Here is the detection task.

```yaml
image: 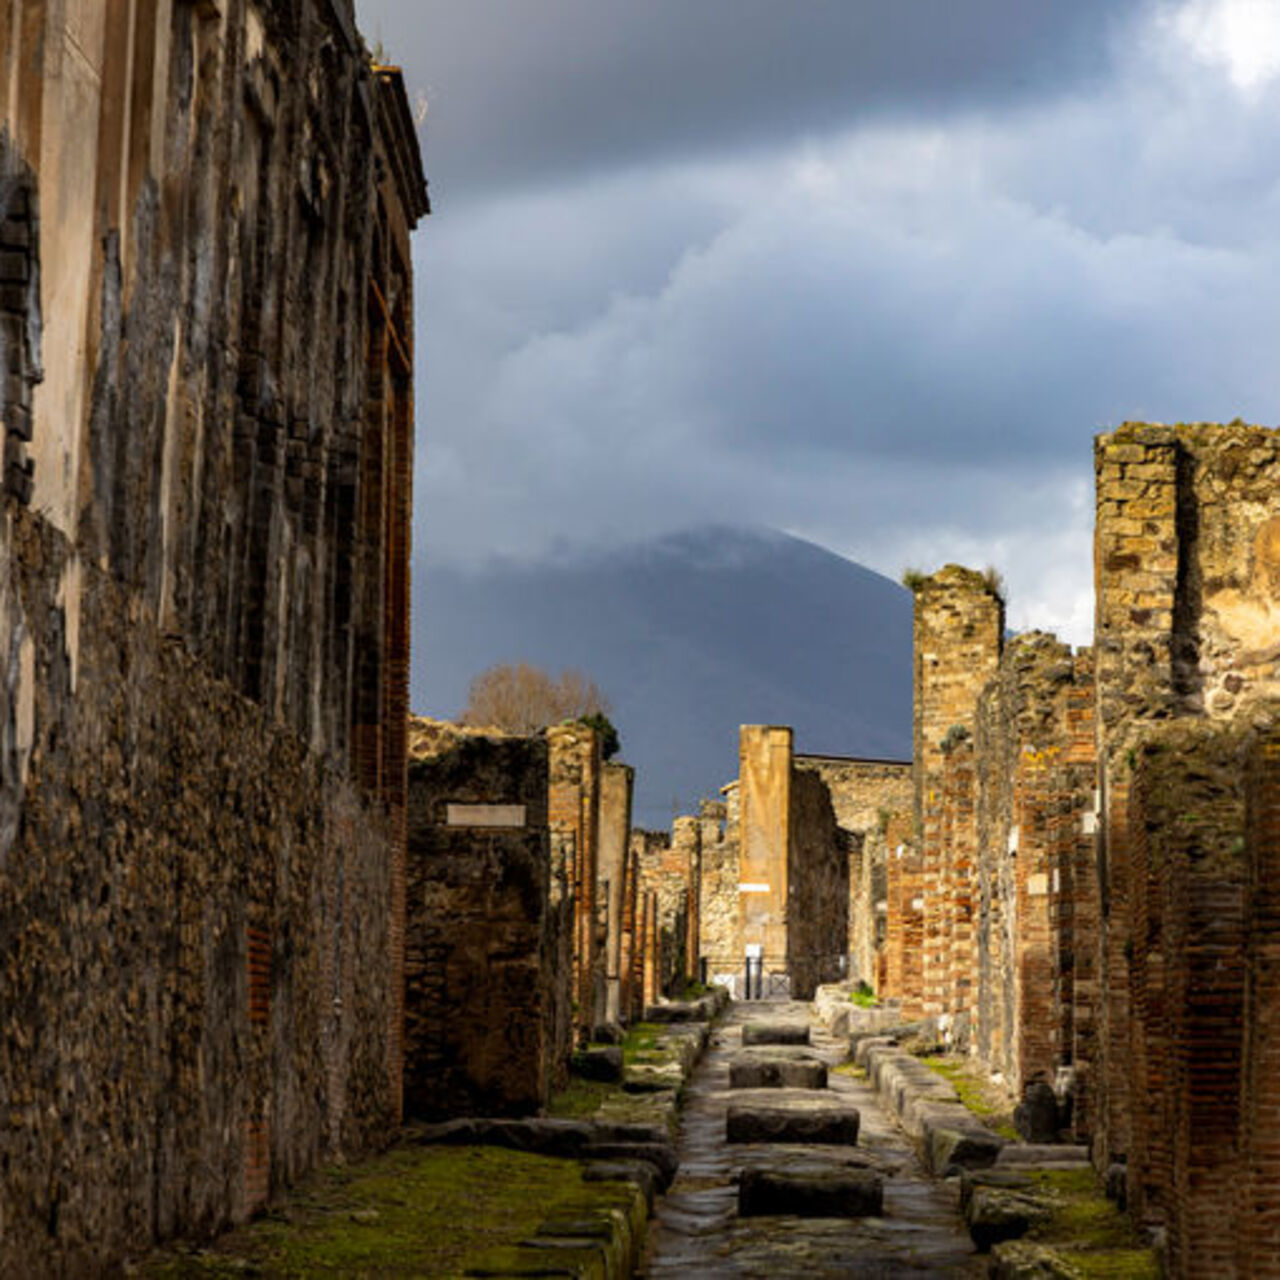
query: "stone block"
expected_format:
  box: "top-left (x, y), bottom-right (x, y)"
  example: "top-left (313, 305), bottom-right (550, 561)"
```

top-left (581, 1141), bottom-right (678, 1190)
top-left (737, 1167), bottom-right (883, 1218)
top-left (571, 1046), bottom-right (623, 1083)
top-left (726, 1105), bottom-right (860, 1145)
top-left (1013, 1082), bottom-right (1061, 1144)
top-left (741, 1022), bottom-right (810, 1046)
top-left (728, 1057), bottom-right (828, 1090)
top-left (965, 1186), bottom-right (1052, 1252)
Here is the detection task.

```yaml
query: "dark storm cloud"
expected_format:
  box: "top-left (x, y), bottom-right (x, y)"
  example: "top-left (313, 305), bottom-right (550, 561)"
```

top-left (358, 0), bottom-right (1152, 198)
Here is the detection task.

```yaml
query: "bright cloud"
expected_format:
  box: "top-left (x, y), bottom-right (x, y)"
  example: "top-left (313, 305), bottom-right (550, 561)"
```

top-left (1168, 0), bottom-right (1280, 90)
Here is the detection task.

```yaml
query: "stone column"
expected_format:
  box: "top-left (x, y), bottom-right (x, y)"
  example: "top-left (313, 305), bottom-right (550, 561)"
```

top-left (598, 762), bottom-right (634, 1026)
top-left (738, 726), bottom-right (793, 992)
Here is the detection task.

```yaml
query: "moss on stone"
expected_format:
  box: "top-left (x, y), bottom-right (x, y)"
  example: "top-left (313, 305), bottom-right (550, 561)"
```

top-left (921, 1055), bottom-right (1018, 1140)
top-left (1022, 1169), bottom-right (1161, 1279)
top-left (139, 1145), bottom-right (593, 1278)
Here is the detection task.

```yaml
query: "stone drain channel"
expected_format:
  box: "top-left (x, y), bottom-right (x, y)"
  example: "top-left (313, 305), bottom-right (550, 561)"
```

top-left (641, 1001), bottom-right (985, 1277)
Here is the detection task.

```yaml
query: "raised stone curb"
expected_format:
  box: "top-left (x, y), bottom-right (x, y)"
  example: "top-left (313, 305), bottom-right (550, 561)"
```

top-left (643, 986), bottom-right (730, 1024)
top-left (813, 982), bottom-right (909, 1038)
top-left (726, 1104), bottom-right (860, 1145)
top-left (737, 1166), bottom-right (884, 1218)
top-left (854, 1039), bottom-right (1007, 1174)
top-left (463, 1177), bottom-right (648, 1278)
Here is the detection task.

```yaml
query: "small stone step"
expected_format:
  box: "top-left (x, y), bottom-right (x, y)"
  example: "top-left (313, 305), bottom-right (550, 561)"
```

top-left (737, 1167), bottom-right (884, 1218)
top-left (726, 1104), bottom-right (860, 1145)
top-left (741, 1023), bottom-right (810, 1046)
top-left (728, 1058), bottom-right (828, 1090)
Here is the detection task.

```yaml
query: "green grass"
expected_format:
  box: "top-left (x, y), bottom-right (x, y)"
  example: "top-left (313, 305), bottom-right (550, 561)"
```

top-left (621, 1022), bottom-right (661, 1065)
top-left (849, 981), bottom-right (879, 1008)
top-left (140, 1145), bottom-right (593, 1278)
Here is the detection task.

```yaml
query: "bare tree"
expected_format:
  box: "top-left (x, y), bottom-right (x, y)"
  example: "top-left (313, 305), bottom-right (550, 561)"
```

top-left (460, 662), bottom-right (611, 736)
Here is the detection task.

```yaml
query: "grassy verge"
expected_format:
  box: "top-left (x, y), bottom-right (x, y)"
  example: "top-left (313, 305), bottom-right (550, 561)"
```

top-left (139, 1144), bottom-right (591, 1278)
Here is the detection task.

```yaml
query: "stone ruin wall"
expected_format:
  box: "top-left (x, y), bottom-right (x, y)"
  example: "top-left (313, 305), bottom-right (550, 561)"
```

top-left (547, 722), bottom-right (602, 1041)
top-left (0, 1), bottom-right (428, 1269)
top-left (785, 764), bottom-right (848, 999)
top-left (794, 756), bottom-right (911, 990)
top-left (911, 567), bottom-right (1002, 1027)
top-left (632, 826), bottom-right (693, 999)
top-left (403, 723), bottom-right (569, 1119)
top-left (973, 635), bottom-right (1097, 1107)
top-left (698, 793), bottom-right (743, 992)
top-left (598, 761), bottom-right (634, 1026)
top-left (1091, 422), bottom-right (1280, 1272)
top-left (905, 423), bottom-right (1280, 1274)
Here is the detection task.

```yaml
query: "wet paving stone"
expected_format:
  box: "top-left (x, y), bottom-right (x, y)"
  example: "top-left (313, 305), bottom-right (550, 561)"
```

top-left (642, 1000), bottom-right (986, 1278)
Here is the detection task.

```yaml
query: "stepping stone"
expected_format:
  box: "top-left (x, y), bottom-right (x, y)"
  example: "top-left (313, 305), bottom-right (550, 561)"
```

top-left (728, 1057), bottom-right (828, 1090)
top-left (737, 1167), bottom-right (883, 1218)
top-left (742, 1023), bottom-right (810, 1046)
top-left (726, 1104), bottom-right (860, 1145)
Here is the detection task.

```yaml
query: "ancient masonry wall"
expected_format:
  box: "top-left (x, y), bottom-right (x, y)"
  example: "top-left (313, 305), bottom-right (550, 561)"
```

top-left (598, 762), bottom-right (634, 1027)
top-left (633, 828), bottom-right (692, 999)
top-left (0, 2), bottom-right (427, 1270)
top-left (403, 724), bottom-right (566, 1119)
top-left (786, 765), bottom-right (848, 999)
top-left (698, 794), bottom-right (742, 991)
top-left (911, 567), bottom-right (1002, 1022)
top-left (793, 756), bottom-right (911, 989)
top-left (1093, 422), bottom-right (1280, 1177)
top-left (972, 634), bottom-right (1096, 1096)
top-left (547, 722), bottom-right (603, 1042)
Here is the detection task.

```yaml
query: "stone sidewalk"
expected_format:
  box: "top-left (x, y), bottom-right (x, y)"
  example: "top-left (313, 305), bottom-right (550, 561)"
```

top-left (642, 1001), bottom-right (985, 1278)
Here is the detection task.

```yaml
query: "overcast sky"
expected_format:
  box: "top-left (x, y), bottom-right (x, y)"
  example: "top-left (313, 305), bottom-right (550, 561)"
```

top-left (357, 0), bottom-right (1280, 647)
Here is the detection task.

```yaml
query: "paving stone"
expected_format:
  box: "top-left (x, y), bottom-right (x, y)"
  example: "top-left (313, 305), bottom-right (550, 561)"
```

top-left (728, 1057), bottom-right (828, 1090)
top-left (737, 1166), bottom-right (884, 1218)
top-left (726, 1104), bottom-right (860, 1145)
top-left (741, 1022), bottom-right (810, 1046)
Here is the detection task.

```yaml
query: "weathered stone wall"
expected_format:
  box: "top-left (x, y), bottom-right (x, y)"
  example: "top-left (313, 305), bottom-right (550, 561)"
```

top-left (794, 755), bottom-right (911, 989)
top-left (0, 515), bottom-right (394, 1270)
top-left (598, 762), bottom-right (633, 1026)
top-left (912, 567), bottom-right (1002, 1023)
top-left (0, 2), bottom-right (427, 1268)
top-left (548, 722), bottom-right (602, 1042)
top-left (403, 724), bottom-right (566, 1119)
top-left (698, 796), bottom-right (742, 990)
top-left (973, 633), bottom-right (1096, 1096)
top-left (633, 828), bottom-right (691, 998)
top-left (1093, 421), bottom-right (1280, 1172)
top-left (786, 765), bottom-right (848, 999)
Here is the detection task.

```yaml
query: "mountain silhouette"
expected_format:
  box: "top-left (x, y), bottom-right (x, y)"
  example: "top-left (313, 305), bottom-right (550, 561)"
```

top-left (412, 525), bottom-right (912, 829)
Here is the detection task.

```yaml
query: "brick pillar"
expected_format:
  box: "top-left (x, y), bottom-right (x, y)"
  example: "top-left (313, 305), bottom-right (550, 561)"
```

top-left (1241, 733), bottom-right (1280, 1278)
top-left (1093, 426), bottom-right (1180, 1169)
top-left (912, 566), bottom-right (1002, 1021)
top-left (1127, 724), bottom-right (1247, 1276)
